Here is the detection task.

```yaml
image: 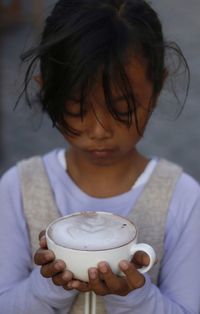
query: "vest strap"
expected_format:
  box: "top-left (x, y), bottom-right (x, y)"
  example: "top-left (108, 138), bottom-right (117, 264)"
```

top-left (128, 159), bottom-right (182, 285)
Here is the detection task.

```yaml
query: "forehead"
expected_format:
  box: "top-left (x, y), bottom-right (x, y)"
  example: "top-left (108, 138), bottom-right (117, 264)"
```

top-left (92, 56), bottom-right (152, 98)
top-left (69, 55), bottom-right (153, 103)
top-left (122, 57), bottom-right (151, 92)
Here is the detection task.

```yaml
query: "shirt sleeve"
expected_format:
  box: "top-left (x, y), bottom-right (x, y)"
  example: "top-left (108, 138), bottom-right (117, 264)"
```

top-left (0, 167), bottom-right (77, 314)
top-left (104, 173), bottom-right (200, 314)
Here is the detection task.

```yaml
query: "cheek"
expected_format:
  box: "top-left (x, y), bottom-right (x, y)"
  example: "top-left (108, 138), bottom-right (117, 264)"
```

top-left (64, 116), bottom-right (84, 129)
top-left (62, 133), bottom-right (81, 146)
top-left (134, 107), bottom-right (151, 133)
top-left (115, 123), bottom-right (140, 147)
top-left (61, 116), bottom-right (87, 139)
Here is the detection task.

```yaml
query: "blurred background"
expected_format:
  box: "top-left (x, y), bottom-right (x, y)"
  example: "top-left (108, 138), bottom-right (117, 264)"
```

top-left (0, 0), bottom-right (200, 181)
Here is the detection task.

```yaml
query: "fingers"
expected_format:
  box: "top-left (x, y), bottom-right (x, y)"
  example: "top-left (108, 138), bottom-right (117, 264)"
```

top-left (34, 247), bottom-right (65, 279)
top-left (42, 261), bottom-right (75, 290)
top-left (52, 269), bottom-right (73, 286)
top-left (70, 261), bottom-right (146, 296)
top-left (98, 263), bottom-right (120, 289)
top-left (36, 231), bottom-right (82, 292)
top-left (88, 268), bottom-right (108, 295)
top-left (119, 260), bottom-right (145, 289)
top-left (65, 269), bottom-right (106, 294)
top-left (40, 259), bottom-right (66, 278)
top-left (132, 251), bottom-right (150, 268)
top-left (97, 262), bottom-right (130, 296)
top-left (66, 280), bottom-right (90, 293)
top-left (34, 248), bottom-right (55, 265)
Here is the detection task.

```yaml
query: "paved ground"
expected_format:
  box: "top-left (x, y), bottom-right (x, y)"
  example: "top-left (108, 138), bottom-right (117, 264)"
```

top-left (0, 0), bottom-right (200, 182)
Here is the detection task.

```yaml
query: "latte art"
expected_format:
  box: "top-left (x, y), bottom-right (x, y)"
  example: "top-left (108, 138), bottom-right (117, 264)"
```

top-left (48, 212), bottom-right (136, 250)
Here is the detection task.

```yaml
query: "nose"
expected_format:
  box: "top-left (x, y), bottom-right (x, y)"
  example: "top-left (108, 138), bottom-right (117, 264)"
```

top-left (86, 107), bottom-right (113, 140)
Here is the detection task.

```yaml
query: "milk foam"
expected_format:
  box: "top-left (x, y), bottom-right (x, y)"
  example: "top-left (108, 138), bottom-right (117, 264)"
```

top-left (48, 212), bottom-right (136, 250)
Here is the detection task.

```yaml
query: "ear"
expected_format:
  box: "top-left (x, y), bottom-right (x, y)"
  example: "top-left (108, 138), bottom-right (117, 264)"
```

top-left (33, 75), bottom-right (43, 87)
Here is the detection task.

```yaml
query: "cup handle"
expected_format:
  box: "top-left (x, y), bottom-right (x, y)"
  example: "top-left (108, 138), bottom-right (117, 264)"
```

top-left (129, 243), bottom-right (156, 274)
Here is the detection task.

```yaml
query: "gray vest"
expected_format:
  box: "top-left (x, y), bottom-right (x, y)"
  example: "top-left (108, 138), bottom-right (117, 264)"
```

top-left (18, 156), bottom-right (182, 313)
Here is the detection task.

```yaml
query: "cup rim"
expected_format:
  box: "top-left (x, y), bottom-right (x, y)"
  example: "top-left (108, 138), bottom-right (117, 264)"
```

top-left (46, 211), bottom-right (138, 251)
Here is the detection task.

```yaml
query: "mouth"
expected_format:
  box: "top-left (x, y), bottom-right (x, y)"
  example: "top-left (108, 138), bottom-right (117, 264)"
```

top-left (86, 148), bottom-right (117, 158)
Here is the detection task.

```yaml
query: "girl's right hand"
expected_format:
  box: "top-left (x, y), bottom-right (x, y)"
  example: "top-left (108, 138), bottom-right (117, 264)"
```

top-left (34, 231), bottom-right (74, 290)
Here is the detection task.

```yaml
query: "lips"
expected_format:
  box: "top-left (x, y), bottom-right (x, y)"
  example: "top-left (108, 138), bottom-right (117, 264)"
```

top-left (86, 147), bottom-right (117, 158)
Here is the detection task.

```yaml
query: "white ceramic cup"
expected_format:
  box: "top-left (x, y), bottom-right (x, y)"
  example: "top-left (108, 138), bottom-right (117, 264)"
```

top-left (46, 211), bottom-right (156, 282)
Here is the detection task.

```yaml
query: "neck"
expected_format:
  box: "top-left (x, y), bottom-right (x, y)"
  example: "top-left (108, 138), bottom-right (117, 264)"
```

top-left (66, 147), bottom-right (149, 197)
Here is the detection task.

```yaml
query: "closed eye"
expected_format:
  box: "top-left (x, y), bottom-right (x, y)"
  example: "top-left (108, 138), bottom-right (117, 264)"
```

top-left (113, 100), bottom-right (139, 117)
top-left (65, 110), bottom-right (83, 117)
top-left (112, 94), bottom-right (141, 116)
top-left (65, 99), bottom-right (87, 117)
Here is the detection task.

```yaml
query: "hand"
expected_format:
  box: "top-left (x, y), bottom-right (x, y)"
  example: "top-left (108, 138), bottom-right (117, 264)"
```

top-left (34, 231), bottom-right (74, 290)
top-left (66, 252), bottom-right (150, 296)
top-left (34, 232), bottom-right (150, 295)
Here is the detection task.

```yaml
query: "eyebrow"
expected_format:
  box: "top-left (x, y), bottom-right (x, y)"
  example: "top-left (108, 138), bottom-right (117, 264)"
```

top-left (68, 93), bottom-right (137, 103)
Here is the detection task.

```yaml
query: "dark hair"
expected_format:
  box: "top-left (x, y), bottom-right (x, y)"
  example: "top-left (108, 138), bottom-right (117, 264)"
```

top-left (19, 0), bottom-right (190, 135)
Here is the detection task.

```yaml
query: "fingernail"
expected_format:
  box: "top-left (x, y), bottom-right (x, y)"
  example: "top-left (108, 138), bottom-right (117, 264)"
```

top-left (71, 282), bottom-right (79, 289)
top-left (89, 269), bottom-right (97, 279)
top-left (55, 262), bottom-right (62, 271)
top-left (99, 262), bottom-right (107, 274)
top-left (120, 261), bottom-right (129, 270)
top-left (62, 272), bottom-right (71, 281)
top-left (40, 235), bottom-right (46, 245)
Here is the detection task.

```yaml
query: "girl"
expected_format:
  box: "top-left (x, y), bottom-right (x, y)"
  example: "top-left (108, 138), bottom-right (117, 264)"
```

top-left (0, 0), bottom-right (200, 313)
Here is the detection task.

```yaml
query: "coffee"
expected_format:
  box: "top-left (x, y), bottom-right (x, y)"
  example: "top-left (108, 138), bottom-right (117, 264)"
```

top-left (46, 211), bottom-right (156, 281)
top-left (47, 211), bottom-right (136, 251)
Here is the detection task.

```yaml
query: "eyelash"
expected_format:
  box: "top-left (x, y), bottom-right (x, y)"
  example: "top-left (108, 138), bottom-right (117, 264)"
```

top-left (65, 109), bottom-right (88, 118)
top-left (65, 100), bottom-right (138, 118)
top-left (115, 110), bottom-right (132, 117)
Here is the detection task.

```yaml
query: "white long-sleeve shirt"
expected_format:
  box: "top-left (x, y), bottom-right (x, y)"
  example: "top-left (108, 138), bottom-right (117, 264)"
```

top-left (0, 148), bottom-right (200, 314)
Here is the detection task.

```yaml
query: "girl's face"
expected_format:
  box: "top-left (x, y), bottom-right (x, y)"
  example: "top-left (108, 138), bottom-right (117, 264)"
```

top-left (62, 58), bottom-right (155, 166)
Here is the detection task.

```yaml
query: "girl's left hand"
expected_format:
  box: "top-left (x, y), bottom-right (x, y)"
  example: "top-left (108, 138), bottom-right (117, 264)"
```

top-left (66, 257), bottom-right (147, 296)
